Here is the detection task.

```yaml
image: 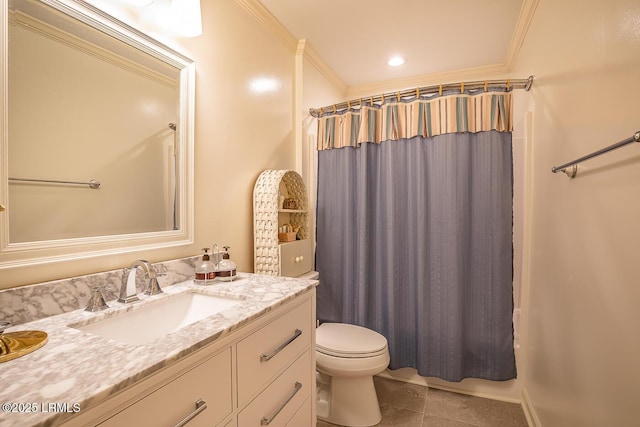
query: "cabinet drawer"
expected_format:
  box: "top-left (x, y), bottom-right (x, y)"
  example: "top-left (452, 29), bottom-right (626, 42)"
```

top-left (285, 396), bottom-right (311, 427)
top-left (279, 240), bottom-right (312, 277)
top-left (100, 348), bottom-right (232, 427)
top-left (221, 418), bottom-right (236, 427)
top-left (238, 351), bottom-right (311, 427)
top-left (237, 299), bottom-right (311, 405)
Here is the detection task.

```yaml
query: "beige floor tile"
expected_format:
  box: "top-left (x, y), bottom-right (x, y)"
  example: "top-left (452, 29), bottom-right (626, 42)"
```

top-left (424, 388), bottom-right (489, 425)
top-left (374, 376), bottom-right (428, 413)
top-left (377, 403), bottom-right (424, 426)
top-left (467, 398), bottom-right (528, 427)
top-left (424, 388), bottom-right (528, 427)
top-left (316, 403), bottom-right (423, 427)
top-left (422, 415), bottom-right (479, 427)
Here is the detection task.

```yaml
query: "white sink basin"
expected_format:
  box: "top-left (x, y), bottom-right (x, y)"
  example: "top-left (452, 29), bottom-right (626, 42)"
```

top-left (74, 292), bottom-right (241, 345)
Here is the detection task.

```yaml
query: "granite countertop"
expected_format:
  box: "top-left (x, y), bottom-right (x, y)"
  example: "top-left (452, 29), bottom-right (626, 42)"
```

top-left (0, 273), bottom-right (318, 427)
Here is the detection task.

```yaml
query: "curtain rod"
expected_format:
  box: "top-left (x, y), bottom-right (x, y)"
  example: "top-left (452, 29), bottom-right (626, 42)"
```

top-left (309, 75), bottom-right (534, 118)
top-left (551, 131), bottom-right (640, 178)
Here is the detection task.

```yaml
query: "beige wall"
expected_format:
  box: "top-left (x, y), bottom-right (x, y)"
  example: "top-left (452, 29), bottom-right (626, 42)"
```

top-left (184, 0), bottom-right (294, 272)
top-left (512, 0), bottom-right (640, 425)
top-left (1, 0), bottom-right (296, 287)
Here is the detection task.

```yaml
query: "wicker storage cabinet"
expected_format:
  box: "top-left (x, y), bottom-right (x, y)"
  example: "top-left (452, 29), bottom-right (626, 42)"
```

top-left (253, 170), bottom-right (311, 276)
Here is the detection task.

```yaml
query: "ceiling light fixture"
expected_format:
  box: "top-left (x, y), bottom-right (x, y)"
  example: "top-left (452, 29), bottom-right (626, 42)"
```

top-left (388, 56), bottom-right (406, 67)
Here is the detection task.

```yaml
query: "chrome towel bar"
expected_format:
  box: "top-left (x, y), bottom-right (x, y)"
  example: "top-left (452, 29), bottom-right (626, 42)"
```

top-left (9, 177), bottom-right (101, 189)
top-left (551, 131), bottom-right (640, 178)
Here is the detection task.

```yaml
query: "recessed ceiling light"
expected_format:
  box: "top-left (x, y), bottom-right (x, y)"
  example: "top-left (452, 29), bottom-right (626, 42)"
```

top-left (388, 56), bottom-right (405, 67)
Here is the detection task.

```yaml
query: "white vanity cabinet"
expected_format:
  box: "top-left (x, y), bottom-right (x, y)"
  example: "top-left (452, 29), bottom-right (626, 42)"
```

top-left (61, 290), bottom-right (316, 427)
top-left (236, 297), bottom-right (313, 426)
top-left (238, 350), bottom-right (311, 426)
top-left (99, 348), bottom-right (232, 427)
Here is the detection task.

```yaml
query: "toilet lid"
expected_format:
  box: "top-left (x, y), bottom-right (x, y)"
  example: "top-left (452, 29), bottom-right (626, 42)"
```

top-left (316, 323), bottom-right (388, 358)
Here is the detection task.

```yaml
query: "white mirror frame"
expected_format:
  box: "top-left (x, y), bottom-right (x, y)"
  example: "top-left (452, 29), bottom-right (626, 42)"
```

top-left (0, 0), bottom-right (195, 270)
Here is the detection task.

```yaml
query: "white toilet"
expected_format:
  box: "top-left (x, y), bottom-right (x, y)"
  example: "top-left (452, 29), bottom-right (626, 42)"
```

top-left (296, 271), bottom-right (390, 426)
top-left (315, 322), bottom-right (390, 427)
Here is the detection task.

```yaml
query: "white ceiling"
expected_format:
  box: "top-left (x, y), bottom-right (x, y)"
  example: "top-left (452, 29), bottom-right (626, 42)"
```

top-left (260, 0), bottom-right (527, 89)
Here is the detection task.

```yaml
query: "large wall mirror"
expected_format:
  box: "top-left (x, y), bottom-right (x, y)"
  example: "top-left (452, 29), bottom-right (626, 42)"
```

top-left (0, 0), bottom-right (195, 269)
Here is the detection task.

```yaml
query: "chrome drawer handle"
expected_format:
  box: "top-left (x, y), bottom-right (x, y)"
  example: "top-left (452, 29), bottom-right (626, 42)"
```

top-left (260, 329), bottom-right (302, 362)
top-left (260, 382), bottom-right (302, 426)
top-left (174, 399), bottom-right (207, 427)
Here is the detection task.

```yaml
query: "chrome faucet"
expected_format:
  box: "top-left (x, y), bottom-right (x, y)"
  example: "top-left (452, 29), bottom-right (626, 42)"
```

top-left (118, 260), bottom-right (163, 304)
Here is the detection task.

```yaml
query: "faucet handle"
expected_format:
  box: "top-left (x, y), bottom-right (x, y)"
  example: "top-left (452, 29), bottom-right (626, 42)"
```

top-left (144, 272), bottom-right (165, 296)
top-left (85, 287), bottom-right (109, 312)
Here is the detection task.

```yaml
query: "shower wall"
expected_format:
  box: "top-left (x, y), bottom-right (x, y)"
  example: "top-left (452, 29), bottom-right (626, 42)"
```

top-left (512, 0), bottom-right (640, 425)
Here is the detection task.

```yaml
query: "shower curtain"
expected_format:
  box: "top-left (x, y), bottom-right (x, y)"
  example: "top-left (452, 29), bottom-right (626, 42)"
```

top-left (315, 91), bottom-right (517, 382)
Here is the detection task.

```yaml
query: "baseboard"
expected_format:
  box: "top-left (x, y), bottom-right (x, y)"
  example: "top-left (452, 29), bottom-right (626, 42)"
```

top-left (521, 387), bottom-right (541, 427)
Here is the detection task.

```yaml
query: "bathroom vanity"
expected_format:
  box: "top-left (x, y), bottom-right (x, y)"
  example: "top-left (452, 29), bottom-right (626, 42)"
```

top-left (0, 273), bottom-right (317, 427)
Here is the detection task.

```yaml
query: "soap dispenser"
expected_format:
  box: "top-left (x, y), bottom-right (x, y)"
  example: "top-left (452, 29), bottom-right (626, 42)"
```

top-left (216, 246), bottom-right (237, 282)
top-left (195, 248), bottom-right (215, 285)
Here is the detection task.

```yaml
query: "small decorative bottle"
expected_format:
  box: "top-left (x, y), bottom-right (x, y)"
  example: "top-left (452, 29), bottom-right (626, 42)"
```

top-left (195, 248), bottom-right (215, 285)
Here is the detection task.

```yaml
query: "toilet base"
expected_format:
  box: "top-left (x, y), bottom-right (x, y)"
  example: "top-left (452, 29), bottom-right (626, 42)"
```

top-left (318, 375), bottom-right (382, 427)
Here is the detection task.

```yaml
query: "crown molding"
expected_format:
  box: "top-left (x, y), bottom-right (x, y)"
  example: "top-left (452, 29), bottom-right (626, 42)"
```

top-left (504, 0), bottom-right (539, 70)
top-left (235, 0), bottom-right (346, 94)
top-left (233, 0), bottom-right (297, 52)
top-left (296, 39), bottom-right (348, 95)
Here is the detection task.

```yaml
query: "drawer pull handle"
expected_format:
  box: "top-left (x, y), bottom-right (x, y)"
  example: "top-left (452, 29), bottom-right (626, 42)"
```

top-left (260, 381), bottom-right (302, 425)
top-left (174, 399), bottom-right (207, 427)
top-left (260, 329), bottom-right (302, 362)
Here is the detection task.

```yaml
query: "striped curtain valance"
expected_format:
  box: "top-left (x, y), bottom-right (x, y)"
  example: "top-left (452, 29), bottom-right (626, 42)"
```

top-left (317, 91), bottom-right (512, 150)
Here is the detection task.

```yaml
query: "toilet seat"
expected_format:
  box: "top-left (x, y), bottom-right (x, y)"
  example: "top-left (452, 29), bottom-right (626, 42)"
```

top-left (316, 323), bottom-right (388, 358)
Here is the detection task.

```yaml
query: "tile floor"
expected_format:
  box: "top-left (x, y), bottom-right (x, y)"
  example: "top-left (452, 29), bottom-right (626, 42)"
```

top-left (317, 376), bottom-right (529, 427)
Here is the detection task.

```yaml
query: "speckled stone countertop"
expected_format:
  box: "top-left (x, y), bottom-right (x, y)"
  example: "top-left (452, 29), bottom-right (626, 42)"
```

top-left (0, 273), bottom-right (318, 427)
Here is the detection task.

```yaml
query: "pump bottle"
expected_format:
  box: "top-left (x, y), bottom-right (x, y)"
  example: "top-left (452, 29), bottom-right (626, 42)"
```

top-left (216, 246), bottom-right (237, 282)
top-left (195, 248), bottom-right (215, 285)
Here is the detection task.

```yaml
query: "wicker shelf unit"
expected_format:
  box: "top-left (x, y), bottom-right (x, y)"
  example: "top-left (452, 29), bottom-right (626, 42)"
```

top-left (253, 170), bottom-right (312, 276)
